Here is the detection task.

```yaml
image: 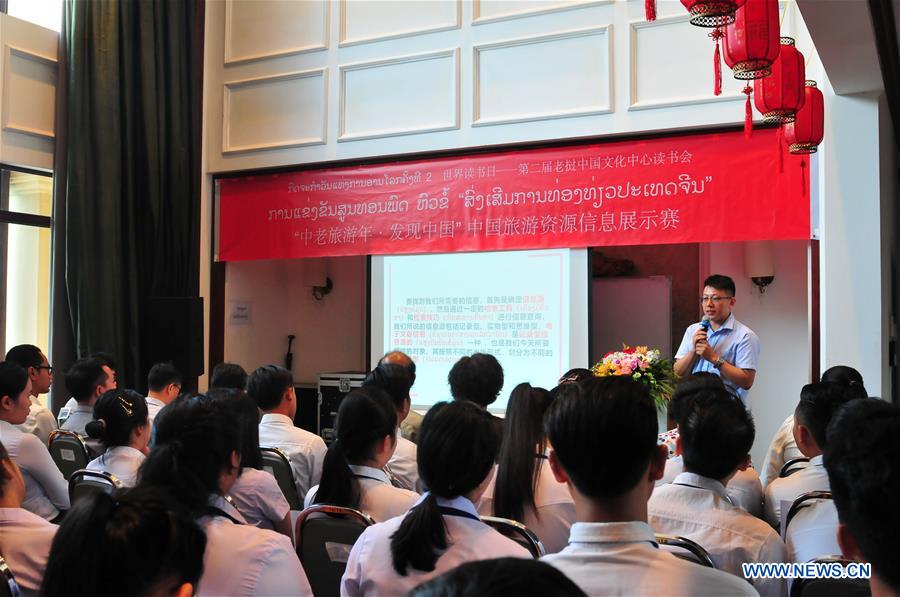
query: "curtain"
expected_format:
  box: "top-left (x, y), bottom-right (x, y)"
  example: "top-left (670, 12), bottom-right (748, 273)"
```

top-left (62, 0), bottom-right (202, 389)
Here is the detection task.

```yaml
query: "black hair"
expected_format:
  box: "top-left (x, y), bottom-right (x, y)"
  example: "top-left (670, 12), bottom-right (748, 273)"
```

top-left (246, 365), bottom-right (293, 411)
top-left (39, 486), bottom-right (206, 597)
top-left (390, 401), bottom-right (500, 575)
top-left (208, 387), bottom-right (263, 470)
top-left (138, 394), bottom-right (241, 516)
top-left (821, 365), bottom-right (867, 400)
top-left (795, 382), bottom-right (859, 450)
top-left (147, 362), bottom-right (183, 393)
top-left (447, 353), bottom-right (504, 408)
top-left (65, 357), bottom-right (108, 403)
top-left (409, 557), bottom-right (587, 597)
top-left (680, 389), bottom-right (754, 480)
top-left (363, 363), bottom-right (414, 412)
top-left (85, 389), bottom-right (149, 448)
top-left (545, 376), bottom-right (657, 499)
top-left (210, 362), bottom-right (249, 391)
top-left (0, 361), bottom-right (29, 402)
top-left (703, 274), bottom-right (736, 297)
top-left (557, 368), bottom-right (593, 385)
top-left (89, 351), bottom-right (118, 373)
top-left (668, 372), bottom-right (727, 426)
top-left (4, 344), bottom-right (43, 369)
top-left (824, 399), bottom-right (900, 592)
top-left (494, 383), bottom-right (553, 522)
top-left (312, 387), bottom-right (397, 508)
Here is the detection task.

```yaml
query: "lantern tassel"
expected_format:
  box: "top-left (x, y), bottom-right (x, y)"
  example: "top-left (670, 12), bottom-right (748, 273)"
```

top-left (777, 125), bottom-right (784, 174)
top-left (645, 0), bottom-right (656, 21)
top-left (711, 29), bottom-right (724, 97)
top-left (743, 85), bottom-right (753, 140)
top-left (800, 159), bottom-right (807, 196)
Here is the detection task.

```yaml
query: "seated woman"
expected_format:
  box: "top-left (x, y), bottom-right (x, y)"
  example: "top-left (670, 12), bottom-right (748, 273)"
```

top-left (209, 388), bottom-right (291, 538)
top-left (85, 389), bottom-right (150, 487)
top-left (0, 441), bottom-right (57, 597)
top-left (341, 400), bottom-right (531, 597)
top-left (40, 486), bottom-right (205, 597)
top-left (478, 383), bottom-right (575, 554)
top-left (306, 386), bottom-right (419, 521)
top-left (139, 394), bottom-right (312, 596)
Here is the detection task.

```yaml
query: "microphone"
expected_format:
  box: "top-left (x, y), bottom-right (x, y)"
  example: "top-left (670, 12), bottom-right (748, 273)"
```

top-left (699, 315), bottom-right (711, 331)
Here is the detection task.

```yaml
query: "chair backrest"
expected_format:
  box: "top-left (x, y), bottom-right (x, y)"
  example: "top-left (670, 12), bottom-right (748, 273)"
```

top-left (780, 457), bottom-right (811, 478)
top-left (480, 515), bottom-right (546, 559)
top-left (260, 447), bottom-right (302, 509)
top-left (656, 534), bottom-right (717, 568)
top-left (0, 555), bottom-right (21, 597)
top-left (47, 430), bottom-right (90, 480)
top-left (784, 490), bottom-right (833, 539)
top-left (789, 557), bottom-right (871, 597)
top-left (295, 504), bottom-right (375, 597)
top-left (68, 469), bottom-right (121, 505)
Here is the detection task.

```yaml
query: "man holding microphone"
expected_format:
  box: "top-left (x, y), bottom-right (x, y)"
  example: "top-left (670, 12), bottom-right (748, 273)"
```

top-left (674, 275), bottom-right (760, 407)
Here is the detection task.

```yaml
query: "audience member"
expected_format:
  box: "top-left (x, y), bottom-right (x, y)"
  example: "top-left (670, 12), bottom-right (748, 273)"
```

top-left (307, 386), bottom-right (419, 521)
top-left (40, 486), bottom-right (205, 597)
top-left (84, 389), bottom-right (150, 487)
top-left (248, 365), bottom-right (326, 501)
top-left (145, 362), bottom-right (183, 427)
top-left (648, 388), bottom-right (786, 596)
top-left (210, 388), bottom-right (291, 537)
top-left (4, 345), bottom-right (57, 445)
top-left (61, 357), bottom-right (116, 449)
top-left (556, 368), bottom-right (593, 386)
top-left (139, 394), bottom-right (312, 595)
top-left (541, 377), bottom-right (755, 596)
top-left (824, 398), bottom-right (900, 597)
top-left (377, 351), bottom-right (422, 442)
top-left (409, 558), bottom-right (587, 597)
top-left (341, 400), bottom-right (529, 596)
top-left (760, 365), bottom-right (866, 488)
top-left (363, 361), bottom-right (421, 491)
top-left (479, 382), bottom-right (575, 554)
top-left (0, 362), bottom-right (68, 522)
top-left (0, 441), bottom-right (57, 597)
top-left (764, 381), bottom-right (858, 528)
top-left (59, 352), bottom-right (119, 419)
top-left (447, 353), bottom-right (505, 440)
top-left (210, 362), bottom-right (248, 391)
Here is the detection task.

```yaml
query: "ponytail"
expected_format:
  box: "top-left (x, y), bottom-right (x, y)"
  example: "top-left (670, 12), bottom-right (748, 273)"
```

top-left (311, 439), bottom-right (358, 508)
top-left (390, 493), bottom-right (447, 575)
top-left (88, 389), bottom-right (149, 448)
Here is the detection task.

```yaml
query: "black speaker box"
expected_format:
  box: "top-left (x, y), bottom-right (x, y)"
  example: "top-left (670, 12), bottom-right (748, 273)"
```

top-left (146, 296), bottom-right (204, 379)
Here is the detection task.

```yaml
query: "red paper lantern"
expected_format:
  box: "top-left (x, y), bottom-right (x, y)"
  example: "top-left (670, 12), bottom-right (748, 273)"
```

top-left (753, 37), bottom-right (805, 123)
top-left (723, 0), bottom-right (780, 80)
top-left (681, 0), bottom-right (747, 27)
top-left (785, 81), bottom-right (824, 153)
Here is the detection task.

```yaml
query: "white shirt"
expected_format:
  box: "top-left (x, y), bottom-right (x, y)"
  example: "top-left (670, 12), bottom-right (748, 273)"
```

top-left (59, 404), bottom-right (102, 457)
top-left (197, 495), bottom-right (312, 596)
top-left (341, 495), bottom-right (530, 597)
top-left (305, 464), bottom-right (420, 522)
top-left (542, 521), bottom-right (757, 596)
top-left (760, 415), bottom-right (804, 489)
top-left (386, 433), bottom-right (421, 492)
top-left (784, 498), bottom-right (840, 564)
top-left (0, 507), bottom-right (58, 597)
top-left (764, 455), bottom-right (829, 529)
top-left (86, 445), bottom-right (146, 487)
top-left (649, 472), bottom-right (787, 597)
top-left (258, 413), bottom-right (327, 500)
top-left (229, 467), bottom-right (291, 531)
top-left (0, 421), bottom-right (69, 521)
top-left (18, 398), bottom-right (57, 446)
top-left (478, 459), bottom-right (576, 554)
top-left (658, 456), bottom-right (764, 518)
top-left (145, 396), bottom-right (167, 428)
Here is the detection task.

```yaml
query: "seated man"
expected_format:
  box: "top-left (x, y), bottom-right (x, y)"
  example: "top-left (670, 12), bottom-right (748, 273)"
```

top-left (377, 351), bottom-right (422, 444)
top-left (5, 345), bottom-right (57, 446)
top-left (59, 352), bottom-right (118, 423)
top-left (209, 362), bottom-right (248, 391)
top-left (448, 352), bottom-right (505, 441)
top-left (145, 362), bottom-right (182, 427)
top-left (248, 365), bottom-right (326, 500)
top-left (61, 357), bottom-right (116, 448)
top-left (764, 382), bottom-right (858, 528)
top-left (648, 388), bottom-right (786, 597)
top-left (824, 399), bottom-right (900, 597)
top-left (541, 376), bottom-right (755, 596)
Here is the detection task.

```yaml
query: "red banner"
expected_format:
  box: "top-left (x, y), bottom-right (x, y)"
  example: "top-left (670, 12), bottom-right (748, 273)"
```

top-left (218, 128), bottom-right (809, 261)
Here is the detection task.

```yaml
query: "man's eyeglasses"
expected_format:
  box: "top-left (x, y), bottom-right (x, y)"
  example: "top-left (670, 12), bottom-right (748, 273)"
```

top-left (700, 296), bottom-right (733, 304)
top-left (35, 365), bottom-right (53, 373)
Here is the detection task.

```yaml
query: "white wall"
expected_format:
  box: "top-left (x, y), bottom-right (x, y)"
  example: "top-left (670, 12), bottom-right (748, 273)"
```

top-left (705, 240), bottom-right (811, 468)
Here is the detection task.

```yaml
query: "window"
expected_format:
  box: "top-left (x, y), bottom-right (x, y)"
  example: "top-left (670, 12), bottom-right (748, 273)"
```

top-left (0, 167), bottom-right (53, 357)
top-left (5, 0), bottom-right (62, 32)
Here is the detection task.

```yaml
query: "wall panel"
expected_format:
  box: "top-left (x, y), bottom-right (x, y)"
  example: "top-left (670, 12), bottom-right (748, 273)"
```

top-left (340, 0), bottom-right (460, 46)
top-left (224, 0), bottom-right (328, 64)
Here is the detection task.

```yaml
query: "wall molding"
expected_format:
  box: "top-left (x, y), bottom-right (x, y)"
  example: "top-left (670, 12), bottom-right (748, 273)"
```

top-left (472, 0), bottom-right (612, 26)
top-left (1, 45), bottom-right (57, 141)
top-left (339, 0), bottom-right (462, 47)
top-left (223, 0), bottom-right (329, 65)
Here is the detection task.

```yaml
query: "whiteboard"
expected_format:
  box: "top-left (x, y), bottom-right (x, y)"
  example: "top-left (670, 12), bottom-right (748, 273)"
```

top-left (591, 276), bottom-right (672, 363)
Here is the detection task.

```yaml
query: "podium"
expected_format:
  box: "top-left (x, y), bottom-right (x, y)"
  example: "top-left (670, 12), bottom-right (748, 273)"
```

top-left (316, 372), bottom-right (366, 443)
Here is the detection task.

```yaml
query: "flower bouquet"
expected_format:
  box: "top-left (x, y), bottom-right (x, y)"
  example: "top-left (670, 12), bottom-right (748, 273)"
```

top-left (591, 345), bottom-right (676, 411)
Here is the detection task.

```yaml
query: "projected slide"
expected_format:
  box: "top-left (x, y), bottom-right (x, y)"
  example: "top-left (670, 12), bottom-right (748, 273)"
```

top-left (371, 249), bottom-right (589, 411)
